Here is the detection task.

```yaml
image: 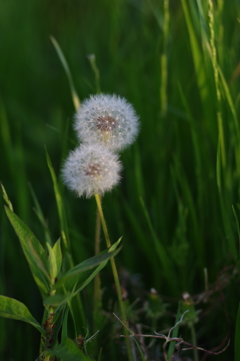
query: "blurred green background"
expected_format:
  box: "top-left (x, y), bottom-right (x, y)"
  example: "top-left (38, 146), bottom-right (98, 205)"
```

top-left (1, 0), bottom-right (240, 360)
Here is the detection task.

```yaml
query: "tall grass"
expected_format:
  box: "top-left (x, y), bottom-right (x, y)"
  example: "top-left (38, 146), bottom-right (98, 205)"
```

top-left (1, 0), bottom-right (240, 360)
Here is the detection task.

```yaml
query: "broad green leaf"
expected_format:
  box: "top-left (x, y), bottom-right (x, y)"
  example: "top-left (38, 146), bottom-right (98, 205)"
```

top-left (44, 239), bottom-right (122, 307)
top-left (47, 241), bottom-right (59, 282)
top-left (0, 296), bottom-right (45, 336)
top-left (53, 244), bottom-right (122, 289)
top-left (50, 36), bottom-right (80, 111)
top-left (49, 337), bottom-right (91, 361)
top-left (53, 238), bottom-right (62, 277)
top-left (44, 293), bottom-right (72, 307)
top-left (5, 206), bottom-right (50, 295)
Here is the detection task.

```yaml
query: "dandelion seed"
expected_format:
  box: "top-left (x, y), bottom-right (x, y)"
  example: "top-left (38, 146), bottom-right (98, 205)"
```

top-left (62, 143), bottom-right (122, 198)
top-left (74, 94), bottom-right (139, 151)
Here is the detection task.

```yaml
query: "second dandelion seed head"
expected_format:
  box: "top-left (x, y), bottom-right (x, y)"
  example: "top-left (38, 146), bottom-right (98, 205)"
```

top-left (62, 143), bottom-right (121, 198)
top-left (74, 93), bottom-right (139, 151)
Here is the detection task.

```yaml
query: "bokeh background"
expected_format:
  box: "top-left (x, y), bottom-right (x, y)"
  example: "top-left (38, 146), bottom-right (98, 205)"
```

top-left (1, 0), bottom-right (240, 360)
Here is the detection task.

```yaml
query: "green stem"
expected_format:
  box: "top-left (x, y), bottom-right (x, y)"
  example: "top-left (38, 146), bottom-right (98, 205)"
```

top-left (160, 0), bottom-right (169, 117)
top-left (94, 193), bottom-right (133, 361)
top-left (43, 286), bottom-right (56, 361)
top-left (93, 195), bottom-right (102, 332)
top-left (189, 323), bottom-right (199, 361)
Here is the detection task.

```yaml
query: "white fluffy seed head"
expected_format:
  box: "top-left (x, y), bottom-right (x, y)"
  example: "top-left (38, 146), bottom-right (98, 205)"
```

top-left (62, 143), bottom-right (122, 198)
top-left (74, 94), bottom-right (139, 151)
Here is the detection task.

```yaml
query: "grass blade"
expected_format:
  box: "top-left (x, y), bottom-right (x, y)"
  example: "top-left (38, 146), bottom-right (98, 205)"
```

top-left (181, 0), bottom-right (208, 104)
top-left (45, 147), bottom-right (72, 265)
top-left (28, 182), bottom-right (52, 245)
top-left (50, 36), bottom-right (80, 111)
top-left (139, 197), bottom-right (178, 293)
top-left (54, 243), bottom-right (122, 289)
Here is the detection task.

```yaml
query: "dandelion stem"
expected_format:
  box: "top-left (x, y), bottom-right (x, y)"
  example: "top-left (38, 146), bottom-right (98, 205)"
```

top-left (94, 193), bottom-right (133, 361)
top-left (93, 194), bottom-right (102, 332)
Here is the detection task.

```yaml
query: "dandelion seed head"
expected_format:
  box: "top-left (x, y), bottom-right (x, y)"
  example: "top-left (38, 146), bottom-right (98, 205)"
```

top-left (62, 143), bottom-right (121, 198)
top-left (74, 94), bottom-right (139, 151)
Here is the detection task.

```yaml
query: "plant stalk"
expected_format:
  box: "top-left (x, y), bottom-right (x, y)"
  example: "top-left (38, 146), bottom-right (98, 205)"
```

top-left (94, 193), bottom-right (133, 361)
top-left (189, 323), bottom-right (199, 361)
top-left (93, 195), bottom-right (102, 332)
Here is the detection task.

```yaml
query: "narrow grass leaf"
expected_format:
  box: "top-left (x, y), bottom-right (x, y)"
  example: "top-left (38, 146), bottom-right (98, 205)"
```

top-left (87, 54), bottom-right (101, 94)
top-left (216, 135), bottom-right (222, 193)
top-left (46, 238), bottom-right (122, 307)
top-left (50, 36), bottom-right (80, 111)
top-left (0, 100), bottom-right (14, 177)
top-left (72, 237), bottom-right (122, 296)
top-left (1, 183), bottom-right (13, 211)
top-left (5, 206), bottom-right (50, 295)
top-left (45, 147), bottom-right (71, 258)
top-left (49, 337), bottom-right (91, 361)
top-left (235, 303), bottom-right (240, 361)
top-left (122, 199), bottom-right (152, 262)
top-left (139, 197), bottom-right (177, 292)
top-left (167, 302), bottom-right (182, 359)
top-left (181, 0), bottom-right (208, 104)
top-left (54, 243), bottom-right (122, 289)
top-left (97, 348), bottom-right (102, 361)
top-left (219, 196), bottom-right (237, 261)
top-left (28, 182), bottom-right (52, 245)
top-left (232, 206), bottom-right (240, 261)
top-left (134, 145), bottom-right (145, 199)
top-left (171, 157), bottom-right (203, 266)
top-left (62, 307), bottom-right (70, 340)
top-left (60, 117), bottom-right (71, 170)
top-left (218, 66), bottom-right (240, 176)
top-left (132, 337), bottom-right (147, 361)
top-left (0, 296), bottom-right (45, 336)
top-left (178, 83), bottom-right (203, 217)
top-left (219, 66), bottom-right (239, 131)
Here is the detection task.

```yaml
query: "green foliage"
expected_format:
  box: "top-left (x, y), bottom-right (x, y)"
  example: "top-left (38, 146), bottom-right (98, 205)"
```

top-left (48, 337), bottom-right (91, 361)
top-left (1, 0), bottom-right (240, 359)
top-left (5, 205), bottom-right (51, 295)
top-left (53, 243), bottom-right (121, 290)
top-left (235, 303), bottom-right (240, 361)
top-left (0, 296), bottom-right (45, 336)
top-left (47, 239), bottom-right (62, 282)
top-left (1, 186), bottom-right (122, 360)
